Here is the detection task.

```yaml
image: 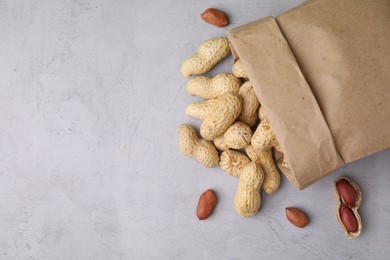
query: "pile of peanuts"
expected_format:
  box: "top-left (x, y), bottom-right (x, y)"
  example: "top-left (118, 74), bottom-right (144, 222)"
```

top-left (178, 37), bottom-right (288, 217)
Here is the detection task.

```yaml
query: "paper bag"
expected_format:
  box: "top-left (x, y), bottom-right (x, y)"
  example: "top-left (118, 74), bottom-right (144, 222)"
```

top-left (228, 0), bottom-right (390, 189)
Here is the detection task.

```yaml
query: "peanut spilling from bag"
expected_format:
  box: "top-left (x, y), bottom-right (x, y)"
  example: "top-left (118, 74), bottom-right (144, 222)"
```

top-left (251, 110), bottom-right (279, 151)
top-left (238, 82), bottom-right (260, 127)
top-left (179, 35), bottom-right (281, 219)
top-left (186, 73), bottom-right (241, 99)
top-left (334, 177), bottom-right (362, 239)
top-left (232, 59), bottom-right (248, 80)
top-left (186, 99), bottom-right (219, 120)
top-left (178, 124), bottom-right (219, 168)
top-left (245, 145), bottom-right (280, 195)
top-left (234, 162), bottom-right (264, 217)
top-left (220, 150), bottom-right (251, 177)
top-left (181, 37), bottom-right (230, 77)
top-left (213, 121), bottom-right (252, 150)
top-left (200, 92), bottom-right (242, 141)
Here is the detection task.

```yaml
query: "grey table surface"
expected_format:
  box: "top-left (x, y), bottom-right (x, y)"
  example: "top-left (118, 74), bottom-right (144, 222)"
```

top-left (0, 0), bottom-right (389, 259)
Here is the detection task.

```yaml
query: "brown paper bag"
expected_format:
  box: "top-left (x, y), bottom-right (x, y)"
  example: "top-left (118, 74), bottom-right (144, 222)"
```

top-left (228, 0), bottom-right (390, 189)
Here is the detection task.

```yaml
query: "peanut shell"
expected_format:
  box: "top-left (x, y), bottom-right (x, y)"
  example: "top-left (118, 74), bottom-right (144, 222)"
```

top-left (334, 176), bottom-right (362, 239)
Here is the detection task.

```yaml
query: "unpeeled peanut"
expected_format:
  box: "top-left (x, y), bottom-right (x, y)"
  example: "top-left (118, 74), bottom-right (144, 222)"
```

top-left (213, 121), bottom-right (252, 150)
top-left (181, 37), bottom-right (231, 77)
top-left (186, 99), bottom-right (218, 120)
top-left (200, 92), bottom-right (242, 141)
top-left (186, 74), bottom-right (241, 99)
top-left (238, 82), bottom-right (260, 127)
top-left (213, 136), bottom-right (229, 151)
top-left (245, 145), bottom-right (280, 195)
top-left (258, 106), bottom-right (266, 121)
top-left (234, 162), bottom-right (264, 217)
top-left (220, 150), bottom-right (251, 177)
top-left (178, 124), bottom-right (219, 168)
top-left (232, 59), bottom-right (248, 79)
top-left (251, 110), bottom-right (279, 151)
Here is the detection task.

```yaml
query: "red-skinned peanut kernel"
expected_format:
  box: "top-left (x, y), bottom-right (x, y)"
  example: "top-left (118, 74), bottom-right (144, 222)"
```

top-left (336, 179), bottom-right (358, 207)
top-left (340, 205), bottom-right (358, 233)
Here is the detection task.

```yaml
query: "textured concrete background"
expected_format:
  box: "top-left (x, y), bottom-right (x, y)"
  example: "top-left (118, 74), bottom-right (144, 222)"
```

top-left (0, 0), bottom-right (389, 259)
